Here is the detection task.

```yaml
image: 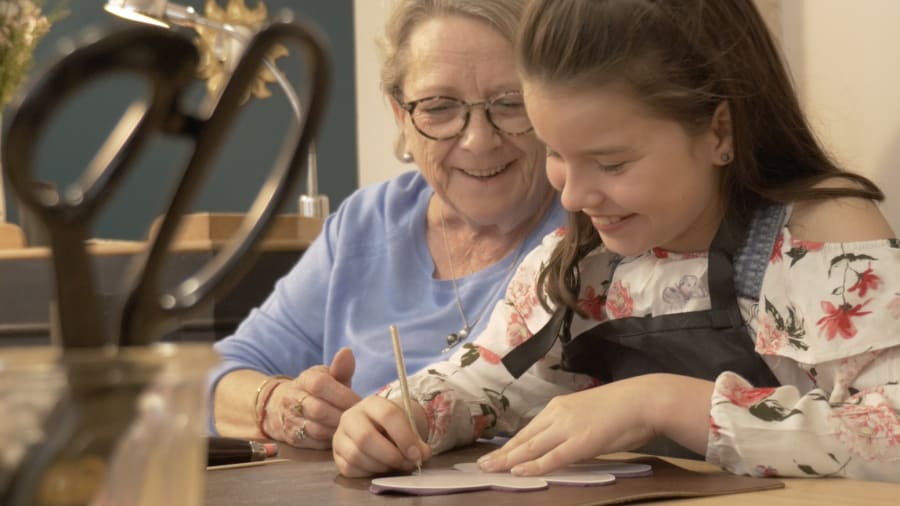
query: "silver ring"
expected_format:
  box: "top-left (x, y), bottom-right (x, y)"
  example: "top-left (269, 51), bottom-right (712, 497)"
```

top-left (294, 421), bottom-right (307, 442)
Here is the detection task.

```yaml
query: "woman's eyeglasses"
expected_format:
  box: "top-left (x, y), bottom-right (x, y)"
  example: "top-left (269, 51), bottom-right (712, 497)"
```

top-left (394, 90), bottom-right (533, 141)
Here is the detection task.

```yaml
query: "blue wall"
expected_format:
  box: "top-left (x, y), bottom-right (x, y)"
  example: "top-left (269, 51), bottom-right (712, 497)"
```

top-left (4, 0), bottom-right (357, 240)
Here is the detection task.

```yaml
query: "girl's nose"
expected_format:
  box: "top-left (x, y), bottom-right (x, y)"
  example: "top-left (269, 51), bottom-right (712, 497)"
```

top-left (559, 164), bottom-right (603, 212)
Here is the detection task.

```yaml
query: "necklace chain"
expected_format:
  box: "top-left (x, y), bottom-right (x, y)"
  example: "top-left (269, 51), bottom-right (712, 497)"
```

top-left (438, 204), bottom-right (523, 352)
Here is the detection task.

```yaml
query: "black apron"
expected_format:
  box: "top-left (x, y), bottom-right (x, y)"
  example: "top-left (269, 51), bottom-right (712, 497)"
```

top-left (502, 215), bottom-right (780, 459)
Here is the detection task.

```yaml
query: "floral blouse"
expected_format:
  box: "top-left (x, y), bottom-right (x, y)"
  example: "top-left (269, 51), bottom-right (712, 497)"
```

top-left (379, 220), bottom-right (900, 482)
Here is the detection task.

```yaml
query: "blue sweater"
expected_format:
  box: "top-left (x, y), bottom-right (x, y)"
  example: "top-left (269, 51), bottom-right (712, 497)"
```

top-left (208, 171), bottom-right (565, 432)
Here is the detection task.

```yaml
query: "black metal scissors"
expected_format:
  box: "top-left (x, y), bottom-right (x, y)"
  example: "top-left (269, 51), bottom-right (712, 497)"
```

top-left (0, 21), bottom-right (329, 505)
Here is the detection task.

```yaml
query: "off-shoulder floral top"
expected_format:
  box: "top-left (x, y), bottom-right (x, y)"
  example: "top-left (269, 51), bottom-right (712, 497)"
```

top-left (379, 212), bottom-right (900, 482)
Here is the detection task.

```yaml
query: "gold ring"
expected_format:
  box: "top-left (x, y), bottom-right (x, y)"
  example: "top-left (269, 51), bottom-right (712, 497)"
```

top-left (293, 421), bottom-right (307, 442)
top-left (293, 393), bottom-right (309, 417)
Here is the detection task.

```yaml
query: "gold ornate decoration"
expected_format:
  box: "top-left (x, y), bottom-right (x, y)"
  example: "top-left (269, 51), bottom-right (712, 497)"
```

top-left (194, 0), bottom-right (288, 102)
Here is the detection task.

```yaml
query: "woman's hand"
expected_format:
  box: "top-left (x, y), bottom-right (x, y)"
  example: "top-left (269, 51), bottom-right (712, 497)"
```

top-left (477, 374), bottom-right (713, 476)
top-left (332, 395), bottom-right (432, 477)
top-left (264, 347), bottom-right (362, 449)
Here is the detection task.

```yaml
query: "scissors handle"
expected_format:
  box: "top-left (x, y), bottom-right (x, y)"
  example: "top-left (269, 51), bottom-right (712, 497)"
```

top-left (117, 21), bottom-right (331, 346)
top-left (2, 28), bottom-right (200, 347)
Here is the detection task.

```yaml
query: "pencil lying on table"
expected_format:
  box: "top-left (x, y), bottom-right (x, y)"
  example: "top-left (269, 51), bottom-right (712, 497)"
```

top-left (389, 324), bottom-right (422, 474)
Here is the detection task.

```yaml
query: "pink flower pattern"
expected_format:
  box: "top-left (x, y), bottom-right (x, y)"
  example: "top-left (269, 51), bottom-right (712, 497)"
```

top-left (505, 312), bottom-right (531, 348)
top-left (475, 345), bottom-right (501, 365)
top-left (578, 285), bottom-right (606, 321)
top-left (605, 280), bottom-right (634, 319)
top-left (790, 239), bottom-right (824, 252)
top-left (831, 351), bottom-right (882, 394)
top-left (848, 265), bottom-right (881, 297)
top-left (472, 414), bottom-right (491, 439)
top-left (652, 248), bottom-right (705, 260)
top-left (832, 393), bottom-right (900, 460)
top-left (573, 376), bottom-right (603, 391)
top-left (507, 276), bottom-right (540, 319)
top-left (754, 317), bottom-right (787, 355)
top-left (722, 384), bottom-right (776, 408)
top-left (423, 392), bottom-right (454, 440)
top-left (889, 294), bottom-right (900, 320)
top-left (754, 465), bottom-right (780, 477)
top-left (710, 415), bottom-right (722, 439)
top-left (816, 300), bottom-right (872, 340)
top-left (770, 234), bottom-right (784, 263)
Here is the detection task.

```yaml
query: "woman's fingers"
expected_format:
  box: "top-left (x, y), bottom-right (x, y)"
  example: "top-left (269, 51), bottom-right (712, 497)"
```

top-left (329, 347), bottom-right (356, 388)
top-left (280, 414), bottom-right (332, 449)
top-left (278, 361), bottom-right (364, 429)
top-left (279, 386), bottom-right (343, 429)
top-left (298, 364), bottom-right (362, 411)
top-left (264, 357), bottom-right (368, 449)
top-left (266, 387), bottom-right (338, 448)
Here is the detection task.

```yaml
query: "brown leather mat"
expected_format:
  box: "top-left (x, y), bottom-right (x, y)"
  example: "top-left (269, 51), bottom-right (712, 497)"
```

top-left (558, 454), bottom-right (785, 505)
top-left (207, 443), bottom-right (784, 505)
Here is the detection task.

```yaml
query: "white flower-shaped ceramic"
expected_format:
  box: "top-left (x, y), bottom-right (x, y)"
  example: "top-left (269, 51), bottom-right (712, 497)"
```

top-left (369, 461), bottom-right (652, 496)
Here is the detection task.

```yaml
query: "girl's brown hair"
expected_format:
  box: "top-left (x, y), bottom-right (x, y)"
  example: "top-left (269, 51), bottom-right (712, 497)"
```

top-left (518, 0), bottom-right (884, 315)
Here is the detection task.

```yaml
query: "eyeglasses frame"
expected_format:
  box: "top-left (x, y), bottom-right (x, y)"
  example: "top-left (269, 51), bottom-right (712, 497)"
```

top-left (392, 89), bottom-right (534, 141)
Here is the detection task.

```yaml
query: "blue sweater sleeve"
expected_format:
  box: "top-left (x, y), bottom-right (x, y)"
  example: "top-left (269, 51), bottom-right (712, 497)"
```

top-left (206, 172), bottom-right (424, 433)
top-left (206, 200), bottom-right (339, 433)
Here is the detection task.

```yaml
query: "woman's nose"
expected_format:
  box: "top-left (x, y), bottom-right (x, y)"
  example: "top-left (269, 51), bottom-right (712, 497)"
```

top-left (458, 108), bottom-right (501, 152)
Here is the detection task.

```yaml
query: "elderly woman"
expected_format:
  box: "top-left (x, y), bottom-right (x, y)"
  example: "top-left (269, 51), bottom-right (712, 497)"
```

top-left (209, 0), bottom-right (564, 449)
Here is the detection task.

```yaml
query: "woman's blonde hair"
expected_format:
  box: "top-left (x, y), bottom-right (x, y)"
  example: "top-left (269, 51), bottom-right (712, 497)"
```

top-left (379, 0), bottom-right (528, 160)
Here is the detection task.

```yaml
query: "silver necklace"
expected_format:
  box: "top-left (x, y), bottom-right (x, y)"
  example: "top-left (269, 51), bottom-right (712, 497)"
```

top-left (438, 205), bottom-right (524, 353)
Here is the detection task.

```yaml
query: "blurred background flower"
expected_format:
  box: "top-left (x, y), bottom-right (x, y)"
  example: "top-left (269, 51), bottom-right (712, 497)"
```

top-left (0, 0), bottom-right (64, 108)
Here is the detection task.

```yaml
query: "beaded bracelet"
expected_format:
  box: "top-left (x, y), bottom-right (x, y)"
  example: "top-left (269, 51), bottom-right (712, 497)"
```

top-left (250, 374), bottom-right (290, 425)
top-left (257, 377), bottom-right (290, 439)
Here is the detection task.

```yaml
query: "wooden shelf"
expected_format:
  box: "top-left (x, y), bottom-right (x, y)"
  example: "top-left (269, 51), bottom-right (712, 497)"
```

top-left (0, 222), bottom-right (26, 250)
top-left (0, 212), bottom-right (324, 344)
top-left (0, 213), bottom-right (323, 260)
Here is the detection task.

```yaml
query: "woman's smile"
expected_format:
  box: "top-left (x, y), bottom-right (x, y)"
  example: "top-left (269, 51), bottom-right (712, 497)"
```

top-left (455, 160), bottom-right (513, 179)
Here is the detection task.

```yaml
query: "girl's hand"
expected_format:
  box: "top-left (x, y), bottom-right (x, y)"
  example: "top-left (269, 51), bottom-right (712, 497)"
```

top-left (332, 395), bottom-right (432, 477)
top-left (477, 374), bottom-right (713, 476)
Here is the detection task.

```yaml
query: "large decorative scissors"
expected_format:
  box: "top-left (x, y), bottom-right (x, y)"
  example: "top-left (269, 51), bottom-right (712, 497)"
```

top-left (0, 19), bottom-right (330, 505)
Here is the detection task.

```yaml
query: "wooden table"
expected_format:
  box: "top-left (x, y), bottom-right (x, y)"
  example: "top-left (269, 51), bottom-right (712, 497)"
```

top-left (204, 443), bottom-right (900, 505)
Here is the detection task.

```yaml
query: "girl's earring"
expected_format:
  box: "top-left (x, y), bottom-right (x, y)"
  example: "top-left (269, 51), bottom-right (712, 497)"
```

top-left (401, 151), bottom-right (414, 163)
top-left (720, 152), bottom-right (732, 163)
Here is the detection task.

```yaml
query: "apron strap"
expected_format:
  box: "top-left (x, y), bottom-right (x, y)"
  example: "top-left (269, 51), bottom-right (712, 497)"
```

top-left (502, 306), bottom-right (567, 379)
top-left (734, 204), bottom-right (787, 300)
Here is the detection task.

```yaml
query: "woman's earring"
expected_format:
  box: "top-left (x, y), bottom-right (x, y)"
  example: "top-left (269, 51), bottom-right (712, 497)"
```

top-left (401, 151), bottom-right (414, 163)
top-left (720, 152), bottom-right (732, 163)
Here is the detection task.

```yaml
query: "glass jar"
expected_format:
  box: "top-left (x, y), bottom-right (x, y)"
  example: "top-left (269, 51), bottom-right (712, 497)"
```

top-left (0, 343), bottom-right (218, 506)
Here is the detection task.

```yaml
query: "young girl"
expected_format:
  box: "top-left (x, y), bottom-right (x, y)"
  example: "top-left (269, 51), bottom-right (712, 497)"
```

top-left (333, 0), bottom-right (900, 482)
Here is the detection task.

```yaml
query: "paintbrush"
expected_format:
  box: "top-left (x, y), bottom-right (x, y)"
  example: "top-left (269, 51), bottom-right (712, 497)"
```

top-left (389, 324), bottom-right (422, 474)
